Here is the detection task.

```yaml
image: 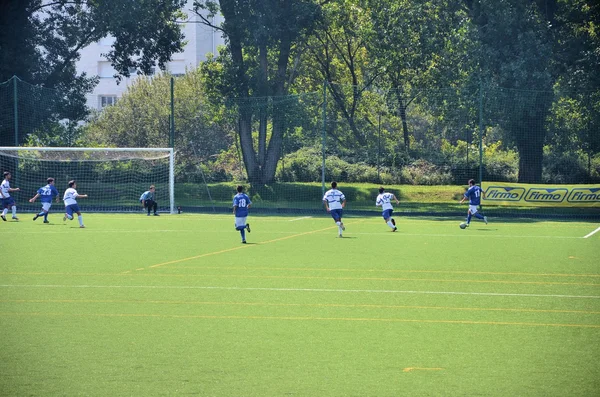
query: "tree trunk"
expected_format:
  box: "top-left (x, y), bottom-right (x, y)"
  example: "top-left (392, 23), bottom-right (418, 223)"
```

top-left (261, 34), bottom-right (292, 184)
top-left (327, 84), bottom-right (366, 146)
top-left (257, 42), bottom-right (268, 167)
top-left (221, 0), bottom-right (259, 182)
top-left (515, 127), bottom-right (545, 183)
top-left (239, 109), bottom-right (260, 182)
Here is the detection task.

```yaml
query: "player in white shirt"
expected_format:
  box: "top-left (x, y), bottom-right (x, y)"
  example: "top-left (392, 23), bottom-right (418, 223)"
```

top-left (322, 181), bottom-right (346, 237)
top-left (1, 171), bottom-right (21, 221)
top-left (63, 180), bottom-right (88, 228)
top-left (375, 187), bottom-right (399, 232)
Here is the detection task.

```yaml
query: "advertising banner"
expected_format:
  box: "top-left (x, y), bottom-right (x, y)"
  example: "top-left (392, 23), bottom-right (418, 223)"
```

top-left (481, 182), bottom-right (600, 207)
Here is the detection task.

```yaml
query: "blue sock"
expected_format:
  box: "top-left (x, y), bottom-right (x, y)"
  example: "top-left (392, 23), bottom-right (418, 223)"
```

top-left (474, 213), bottom-right (484, 220)
top-left (43, 212), bottom-right (48, 221)
top-left (467, 213), bottom-right (472, 224)
top-left (38, 211), bottom-right (45, 216)
top-left (240, 229), bottom-right (246, 240)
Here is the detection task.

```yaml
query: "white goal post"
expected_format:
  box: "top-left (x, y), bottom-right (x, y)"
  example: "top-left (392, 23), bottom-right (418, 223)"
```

top-left (0, 147), bottom-right (175, 214)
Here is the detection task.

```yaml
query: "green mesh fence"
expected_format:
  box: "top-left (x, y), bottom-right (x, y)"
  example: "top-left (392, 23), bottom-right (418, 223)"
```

top-left (0, 76), bottom-right (75, 148)
top-left (1, 76), bottom-right (598, 218)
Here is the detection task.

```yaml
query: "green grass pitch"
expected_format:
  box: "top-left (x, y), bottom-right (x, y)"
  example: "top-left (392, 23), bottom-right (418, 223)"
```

top-left (1, 213), bottom-right (599, 396)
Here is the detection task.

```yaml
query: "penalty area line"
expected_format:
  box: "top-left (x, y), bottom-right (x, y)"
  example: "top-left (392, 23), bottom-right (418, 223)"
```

top-left (583, 226), bottom-right (600, 239)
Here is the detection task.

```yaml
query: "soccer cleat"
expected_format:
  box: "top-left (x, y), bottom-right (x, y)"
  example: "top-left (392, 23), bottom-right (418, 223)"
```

top-left (391, 218), bottom-right (396, 226)
top-left (63, 215), bottom-right (67, 221)
top-left (80, 225), bottom-right (85, 228)
top-left (12, 217), bottom-right (19, 221)
top-left (242, 240), bottom-right (246, 244)
top-left (153, 213), bottom-right (160, 216)
top-left (246, 223), bottom-right (251, 233)
top-left (0, 215), bottom-right (5, 221)
top-left (33, 214), bottom-right (39, 221)
top-left (341, 223), bottom-right (345, 231)
top-left (43, 220), bottom-right (50, 224)
top-left (484, 216), bottom-right (488, 225)
top-left (393, 227), bottom-right (397, 232)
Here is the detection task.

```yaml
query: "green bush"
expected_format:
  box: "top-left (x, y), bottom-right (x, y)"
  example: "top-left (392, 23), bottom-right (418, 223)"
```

top-left (482, 141), bottom-right (518, 182)
top-left (542, 147), bottom-right (594, 183)
top-left (276, 147), bottom-right (396, 183)
top-left (400, 160), bottom-right (454, 185)
top-left (590, 153), bottom-right (600, 182)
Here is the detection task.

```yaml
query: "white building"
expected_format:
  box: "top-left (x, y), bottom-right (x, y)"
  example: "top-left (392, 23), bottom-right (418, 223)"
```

top-left (77, 2), bottom-right (224, 110)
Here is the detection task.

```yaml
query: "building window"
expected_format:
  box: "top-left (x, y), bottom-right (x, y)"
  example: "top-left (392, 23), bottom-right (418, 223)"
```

top-left (99, 95), bottom-right (117, 109)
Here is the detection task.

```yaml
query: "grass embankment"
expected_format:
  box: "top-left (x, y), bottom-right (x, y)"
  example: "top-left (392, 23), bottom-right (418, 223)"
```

top-left (176, 182), bottom-right (600, 218)
top-left (177, 182), bottom-right (462, 206)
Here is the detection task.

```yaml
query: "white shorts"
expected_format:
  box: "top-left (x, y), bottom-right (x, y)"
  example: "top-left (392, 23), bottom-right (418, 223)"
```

top-left (469, 205), bottom-right (479, 214)
top-left (41, 202), bottom-right (52, 211)
top-left (235, 217), bottom-right (247, 228)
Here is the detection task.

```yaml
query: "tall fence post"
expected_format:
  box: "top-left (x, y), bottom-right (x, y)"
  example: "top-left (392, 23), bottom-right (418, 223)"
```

top-left (13, 76), bottom-right (18, 146)
top-left (170, 76), bottom-right (175, 148)
top-left (478, 79), bottom-right (484, 185)
top-left (321, 79), bottom-right (327, 194)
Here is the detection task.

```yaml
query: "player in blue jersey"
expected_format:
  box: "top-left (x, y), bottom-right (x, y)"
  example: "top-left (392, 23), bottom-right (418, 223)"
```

top-left (376, 187), bottom-right (399, 232)
top-left (323, 181), bottom-right (346, 237)
top-left (29, 177), bottom-right (60, 223)
top-left (233, 185), bottom-right (252, 243)
top-left (459, 179), bottom-right (488, 227)
top-left (63, 180), bottom-right (88, 228)
top-left (1, 171), bottom-right (21, 221)
top-left (139, 185), bottom-right (159, 216)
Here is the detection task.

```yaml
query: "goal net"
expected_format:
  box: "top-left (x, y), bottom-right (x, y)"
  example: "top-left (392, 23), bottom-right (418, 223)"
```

top-left (0, 147), bottom-right (174, 214)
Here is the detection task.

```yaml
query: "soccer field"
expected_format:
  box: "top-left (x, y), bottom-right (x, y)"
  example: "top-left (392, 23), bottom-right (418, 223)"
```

top-left (1, 214), bottom-right (599, 396)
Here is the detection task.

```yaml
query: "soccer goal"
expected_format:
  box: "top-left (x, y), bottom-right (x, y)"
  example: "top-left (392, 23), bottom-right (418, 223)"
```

top-left (0, 147), bottom-right (175, 214)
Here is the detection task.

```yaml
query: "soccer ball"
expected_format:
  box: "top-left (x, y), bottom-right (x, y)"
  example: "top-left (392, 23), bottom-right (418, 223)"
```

top-left (459, 223), bottom-right (467, 229)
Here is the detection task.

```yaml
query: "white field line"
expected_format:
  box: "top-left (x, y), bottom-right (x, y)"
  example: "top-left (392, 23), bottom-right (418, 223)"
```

top-left (1, 284), bottom-right (598, 299)
top-left (583, 226), bottom-right (600, 239)
top-left (290, 216), bottom-right (313, 222)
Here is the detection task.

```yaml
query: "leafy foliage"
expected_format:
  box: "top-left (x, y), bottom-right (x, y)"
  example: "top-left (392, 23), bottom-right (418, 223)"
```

top-left (82, 70), bottom-right (232, 183)
top-left (0, 0), bottom-right (187, 146)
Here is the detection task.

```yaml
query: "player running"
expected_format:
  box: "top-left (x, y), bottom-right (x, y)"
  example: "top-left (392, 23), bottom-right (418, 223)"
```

top-left (63, 180), bottom-right (88, 228)
top-left (459, 179), bottom-right (488, 227)
top-left (376, 186), bottom-right (399, 232)
top-left (30, 177), bottom-right (60, 223)
top-left (323, 181), bottom-right (346, 238)
top-left (1, 171), bottom-right (21, 221)
top-left (233, 185), bottom-right (252, 243)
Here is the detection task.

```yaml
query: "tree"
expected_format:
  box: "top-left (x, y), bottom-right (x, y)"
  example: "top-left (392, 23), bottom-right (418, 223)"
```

top-left (0, 0), bottom-right (187, 146)
top-left (305, 0), bottom-right (379, 147)
top-left (366, 0), bottom-right (474, 152)
top-left (193, 0), bottom-right (321, 184)
top-left (466, 0), bottom-right (555, 183)
top-left (551, 0), bottom-right (600, 165)
top-left (82, 71), bottom-right (233, 181)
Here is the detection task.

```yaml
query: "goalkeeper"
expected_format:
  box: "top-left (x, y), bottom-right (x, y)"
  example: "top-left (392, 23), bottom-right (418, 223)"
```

top-left (139, 185), bottom-right (159, 216)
